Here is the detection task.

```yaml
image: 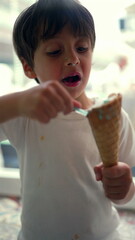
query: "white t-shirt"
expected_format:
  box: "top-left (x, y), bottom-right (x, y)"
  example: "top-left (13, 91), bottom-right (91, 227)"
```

top-left (0, 109), bottom-right (135, 240)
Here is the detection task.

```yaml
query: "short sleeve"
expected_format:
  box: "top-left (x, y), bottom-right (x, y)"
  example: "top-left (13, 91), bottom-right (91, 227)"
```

top-left (0, 118), bottom-right (26, 149)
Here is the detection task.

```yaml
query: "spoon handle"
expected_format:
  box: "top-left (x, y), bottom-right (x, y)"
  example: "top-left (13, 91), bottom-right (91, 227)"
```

top-left (73, 107), bottom-right (88, 117)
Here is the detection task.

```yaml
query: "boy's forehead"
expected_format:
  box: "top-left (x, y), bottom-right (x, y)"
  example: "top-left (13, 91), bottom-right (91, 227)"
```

top-left (41, 24), bottom-right (90, 41)
top-left (42, 34), bottom-right (90, 43)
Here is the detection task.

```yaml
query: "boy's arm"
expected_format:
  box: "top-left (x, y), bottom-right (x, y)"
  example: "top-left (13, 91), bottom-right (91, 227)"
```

top-left (0, 81), bottom-right (81, 124)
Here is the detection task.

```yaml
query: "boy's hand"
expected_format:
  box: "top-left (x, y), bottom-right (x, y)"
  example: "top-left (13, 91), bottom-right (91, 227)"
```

top-left (19, 80), bottom-right (81, 123)
top-left (94, 162), bottom-right (133, 201)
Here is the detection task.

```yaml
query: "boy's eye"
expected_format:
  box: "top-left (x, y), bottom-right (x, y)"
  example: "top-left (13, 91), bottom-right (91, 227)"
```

top-left (77, 47), bottom-right (88, 53)
top-left (46, 50), bottom-right (61, 56)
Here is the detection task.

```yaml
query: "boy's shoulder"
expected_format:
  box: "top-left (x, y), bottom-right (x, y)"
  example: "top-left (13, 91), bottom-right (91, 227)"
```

top-left (0, 117), bottom-right (27, 142)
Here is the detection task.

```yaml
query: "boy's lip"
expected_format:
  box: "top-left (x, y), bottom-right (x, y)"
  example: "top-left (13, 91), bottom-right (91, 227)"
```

top-left (61, 72), bottom-right (81, 87)
top-left (62, 72), bottom-right (81, 79)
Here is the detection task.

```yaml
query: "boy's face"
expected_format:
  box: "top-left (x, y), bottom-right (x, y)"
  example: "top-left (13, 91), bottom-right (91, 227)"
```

top-left (23, 25), bottom-right (93, 103)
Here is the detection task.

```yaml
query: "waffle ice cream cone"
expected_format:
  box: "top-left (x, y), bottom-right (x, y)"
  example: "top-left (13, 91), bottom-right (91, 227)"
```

top-left (87, 93), bottom-right (122, 167)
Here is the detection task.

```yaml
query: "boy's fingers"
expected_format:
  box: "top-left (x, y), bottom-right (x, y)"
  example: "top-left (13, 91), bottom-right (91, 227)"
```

top-left (103, 162), bottom-right (131, 179)
top-left (42, 81), bottom-right (82, 114)
top-left (94, 163), bottom-right (104, 181)
top-left (72, 99), bottom-right (82, 109)
top-left (53, 83), bottom-right (74, 113)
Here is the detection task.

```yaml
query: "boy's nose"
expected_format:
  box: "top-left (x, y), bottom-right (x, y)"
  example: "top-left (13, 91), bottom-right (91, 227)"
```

top-left (64, 53), bottom-right (80, 66)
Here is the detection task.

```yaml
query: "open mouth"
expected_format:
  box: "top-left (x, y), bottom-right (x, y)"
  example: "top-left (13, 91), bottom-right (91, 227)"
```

top-left (62, 75), bottom-right (81, 87)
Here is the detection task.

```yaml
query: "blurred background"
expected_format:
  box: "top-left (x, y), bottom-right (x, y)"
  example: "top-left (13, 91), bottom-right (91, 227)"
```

top-left (0, 1), bottom-right (135, 239)
top-left (84, 0), bottom-right (135, 129)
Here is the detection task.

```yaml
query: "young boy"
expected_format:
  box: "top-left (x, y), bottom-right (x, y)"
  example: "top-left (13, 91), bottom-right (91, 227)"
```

top-left (0, 0), bottom-right (135, 239)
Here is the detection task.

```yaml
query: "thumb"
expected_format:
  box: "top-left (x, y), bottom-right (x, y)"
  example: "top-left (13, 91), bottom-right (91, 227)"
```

top-left (94, 163), bottom-right (104, 181)
top-left (72, 99), bottom-right (82, 109)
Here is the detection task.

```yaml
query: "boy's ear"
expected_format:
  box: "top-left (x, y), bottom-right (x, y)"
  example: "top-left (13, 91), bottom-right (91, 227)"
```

top-left (21, 58), bottom-right (37, 79)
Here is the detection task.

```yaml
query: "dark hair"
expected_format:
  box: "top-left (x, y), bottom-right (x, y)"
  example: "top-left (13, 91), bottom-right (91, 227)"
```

top-left (13, 0), bottom-right (96, 78)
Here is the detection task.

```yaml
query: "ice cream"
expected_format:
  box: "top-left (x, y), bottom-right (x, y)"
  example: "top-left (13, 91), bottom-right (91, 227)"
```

top-left (87, 93), bottom-right (122, 167)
